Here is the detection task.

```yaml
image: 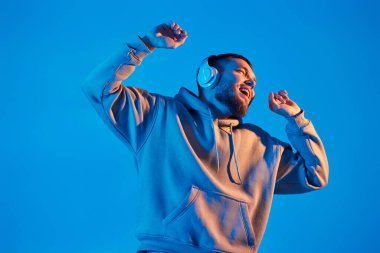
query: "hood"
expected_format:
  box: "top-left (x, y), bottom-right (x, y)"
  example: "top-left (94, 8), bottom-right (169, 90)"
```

top-left (175, 87), bottom-right (243, 185)
top-left (174, 87), bottom-right (242, 131)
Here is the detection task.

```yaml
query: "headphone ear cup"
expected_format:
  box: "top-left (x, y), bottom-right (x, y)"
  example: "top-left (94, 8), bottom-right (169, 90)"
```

top-left (197, 57), bottom-right (219, 88)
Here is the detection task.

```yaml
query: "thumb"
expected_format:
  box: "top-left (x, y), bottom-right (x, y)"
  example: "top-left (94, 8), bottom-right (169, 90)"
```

top-left (268, 92), bottom-right (275, 110)
top-left (268, 92), bottom-right (276, 104)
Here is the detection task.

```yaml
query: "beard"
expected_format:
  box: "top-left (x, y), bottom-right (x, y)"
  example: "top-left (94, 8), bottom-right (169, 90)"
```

top-left (214, 82), bottom-right (251, 118)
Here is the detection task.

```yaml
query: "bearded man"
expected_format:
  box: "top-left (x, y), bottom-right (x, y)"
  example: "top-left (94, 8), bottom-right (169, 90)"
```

top-left (82, 21), bottom-right (329, 253)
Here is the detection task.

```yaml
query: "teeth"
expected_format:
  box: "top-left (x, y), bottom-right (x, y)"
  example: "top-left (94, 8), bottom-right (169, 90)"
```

top-left (240, 87), bottom-right (249, 97)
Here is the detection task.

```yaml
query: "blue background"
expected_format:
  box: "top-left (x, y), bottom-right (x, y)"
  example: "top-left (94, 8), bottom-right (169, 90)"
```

top-left (1, 0), bottom-right (379, 252)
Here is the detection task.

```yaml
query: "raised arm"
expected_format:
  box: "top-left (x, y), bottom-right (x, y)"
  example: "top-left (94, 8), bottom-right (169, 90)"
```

top-left (81, 21), bottom-right (188, 152)
top-left (268, 90), bottom-right (329, 194)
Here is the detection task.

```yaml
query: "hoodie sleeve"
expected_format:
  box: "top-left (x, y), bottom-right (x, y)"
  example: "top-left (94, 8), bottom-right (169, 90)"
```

top-left (81, 37), bottom-right (159, 153)
top-left (274, 110), bottom-right (329, 194)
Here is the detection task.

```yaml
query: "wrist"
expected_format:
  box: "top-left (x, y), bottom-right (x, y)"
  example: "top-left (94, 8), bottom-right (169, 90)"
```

top-left (285, 108), bottom-right (302, 118)
top-left (140, 35), bottom-right (156, 51)
top-left (285, 109), bottom-right (310, 131)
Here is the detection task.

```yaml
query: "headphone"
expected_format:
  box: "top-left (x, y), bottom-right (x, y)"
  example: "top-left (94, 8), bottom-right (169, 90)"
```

top-left (197, 56), bottom-right (219, 89)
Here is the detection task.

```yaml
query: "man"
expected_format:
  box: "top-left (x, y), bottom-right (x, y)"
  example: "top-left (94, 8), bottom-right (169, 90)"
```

top-left (82, 21), bottom-right (328, 253)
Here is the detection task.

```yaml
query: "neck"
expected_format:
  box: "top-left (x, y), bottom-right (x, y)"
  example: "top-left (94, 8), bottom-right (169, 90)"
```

top-left (199, 95), bottom-right (232, 119)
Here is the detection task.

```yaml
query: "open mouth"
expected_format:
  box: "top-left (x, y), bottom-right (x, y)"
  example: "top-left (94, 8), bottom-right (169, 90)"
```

top-left (239, 87), bottom-right (250, 99)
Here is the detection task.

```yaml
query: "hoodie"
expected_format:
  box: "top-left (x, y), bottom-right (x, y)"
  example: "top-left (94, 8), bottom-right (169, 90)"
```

top-left (81, 37), bottom-right (329, 253)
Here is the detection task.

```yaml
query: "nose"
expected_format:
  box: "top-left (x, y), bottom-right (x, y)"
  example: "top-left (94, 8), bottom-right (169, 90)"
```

top-left (244, 80), bottom-right (255, 87)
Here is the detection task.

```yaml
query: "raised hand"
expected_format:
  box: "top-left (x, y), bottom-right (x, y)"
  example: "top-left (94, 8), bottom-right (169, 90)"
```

top-left (141, 21), bottom-right (188, 50)
top-left (268, 90), bottom-right (301, 117)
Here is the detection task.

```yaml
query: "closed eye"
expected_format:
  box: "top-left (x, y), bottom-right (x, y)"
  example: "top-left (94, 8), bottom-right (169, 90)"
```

top-left (236, 69), bottom-right (246, 75)
top-left (237, 67), bottom-right (256, 86)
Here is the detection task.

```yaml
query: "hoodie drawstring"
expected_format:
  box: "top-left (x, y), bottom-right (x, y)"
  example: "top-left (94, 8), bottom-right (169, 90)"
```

top-left (208, 112), bottom-right (242, 185)
top-left (230, 123), bottom-right (242, 185)
top-left (208, 109), bottom-right (220, 174)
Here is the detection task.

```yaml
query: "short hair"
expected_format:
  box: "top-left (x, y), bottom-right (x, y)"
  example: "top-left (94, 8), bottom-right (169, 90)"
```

top-left (208, 53), bottom-right (253, 70)
top-left (197, 53), bottom-right (253, 96)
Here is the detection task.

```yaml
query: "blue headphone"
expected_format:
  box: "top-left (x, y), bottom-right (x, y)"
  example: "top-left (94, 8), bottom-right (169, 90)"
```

top-left (197, 56), bottom-right (219, 89)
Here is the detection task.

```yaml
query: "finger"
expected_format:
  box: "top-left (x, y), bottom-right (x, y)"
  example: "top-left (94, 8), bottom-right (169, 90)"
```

top-left (162, 23), bottom-right (174, 34)
top-left (169, 21), bottom-right (180, 32)
top-left (177, 29), bottom-right (186, 37)
top-left (268, 92), bottom-right (276, 105)
top-left (164, 23), bottom-right (181, 37)
top-left (268, 92), bottom-right (274, 101)
top-left (269, 92), bottom-right (281, 111)
top-left (279, 90), bottom-right (289, 98)
top-left (274, 93), bottom-right (286, 103)
top-left (176, 32), bottom-right (188, 43)
top-left (276, 90), bottom-right (288, 99)
top-left (278, 91), bottom-right (289, 101)
top-left (172, 24), bottom-right (182, 35)
top-left (181, 29), bottom-right (188, 37)
top-left (174, 27), bottom-right (187, 40)
top-left (268, 92), bottom-right (274, 109)
top-left (269, 92), bottom-right (280, 103)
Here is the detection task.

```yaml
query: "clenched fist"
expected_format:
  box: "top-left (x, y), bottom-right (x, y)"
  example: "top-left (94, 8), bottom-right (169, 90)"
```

top-left (141, 21), bottom-right (188, 50)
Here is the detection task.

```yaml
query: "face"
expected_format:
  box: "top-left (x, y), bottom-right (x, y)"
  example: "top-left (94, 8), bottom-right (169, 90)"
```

top-left (213, 57), bottom-right (257, 118)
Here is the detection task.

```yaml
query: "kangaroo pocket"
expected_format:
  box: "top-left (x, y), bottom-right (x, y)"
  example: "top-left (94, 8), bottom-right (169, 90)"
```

top-left (162, 186), bottom-right (255, 250)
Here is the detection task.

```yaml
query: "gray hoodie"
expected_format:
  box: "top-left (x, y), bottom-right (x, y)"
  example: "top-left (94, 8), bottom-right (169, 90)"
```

top-left (81, 38), bottom-right (329, 253)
